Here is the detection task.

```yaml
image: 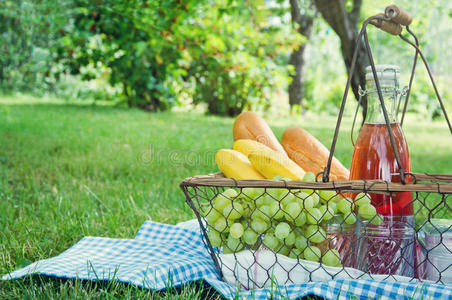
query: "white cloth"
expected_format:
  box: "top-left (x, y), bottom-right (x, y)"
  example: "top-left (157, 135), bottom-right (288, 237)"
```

top-left (220, 249), bottom-right (413, 289)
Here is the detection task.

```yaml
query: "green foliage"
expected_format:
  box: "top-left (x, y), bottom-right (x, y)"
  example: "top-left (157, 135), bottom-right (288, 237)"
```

top-left (361, 0), bottom-right (452, 121)
top-left (183, 1), bottom-right (299, 116)
top-left (408, 73), bottom-right (452, 121)
top-left (61, 0), bottom-right (203, 110)
top-left (303, 0), bottom-right (452, 118)
top-left (1, 0), bottom-right (451, 117)
top-left (63, 0), bottom-right (298, 114)
top-left (0, 0), bottom-right (72, 92)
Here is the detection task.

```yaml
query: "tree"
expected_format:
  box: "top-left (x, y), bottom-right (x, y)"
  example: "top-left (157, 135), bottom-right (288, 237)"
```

top-left (288, 0), bottom-right (315, 112)
top-left (185, 0), bottom-right (300, 116)
top-left (0, 0), bottom-right (72, 92)
top-left (58, 0), bottom-right (299, 115)
top-left (313, 0), bottom-right (369, 117)
top-left (63, 0), bottom-right (203, 111)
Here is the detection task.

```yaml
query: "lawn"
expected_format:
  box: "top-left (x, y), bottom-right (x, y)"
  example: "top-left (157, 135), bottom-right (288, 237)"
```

top-left (1, 96), bottom-right (451, 298)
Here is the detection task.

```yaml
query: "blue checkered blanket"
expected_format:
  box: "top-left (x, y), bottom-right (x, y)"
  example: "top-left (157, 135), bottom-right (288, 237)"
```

top-left (3, 220), bottom-right (452, 299)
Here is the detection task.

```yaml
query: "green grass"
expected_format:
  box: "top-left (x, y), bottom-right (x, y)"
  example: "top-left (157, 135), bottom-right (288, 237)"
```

top-left (1, 95), bottom-right (451, 298)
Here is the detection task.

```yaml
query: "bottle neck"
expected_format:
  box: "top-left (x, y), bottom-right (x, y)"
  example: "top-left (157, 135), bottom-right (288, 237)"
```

top-left (365, 81), bottom-right (398, 124)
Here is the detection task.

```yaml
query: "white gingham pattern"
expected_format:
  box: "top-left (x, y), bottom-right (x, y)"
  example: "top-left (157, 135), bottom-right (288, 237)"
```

top-left (3, 220), bottom-right (452, 299)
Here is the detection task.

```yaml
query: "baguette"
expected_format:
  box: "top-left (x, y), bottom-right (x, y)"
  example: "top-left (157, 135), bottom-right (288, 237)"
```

top-left (233, 112), bottom-right (286, 156)
top-left (281, 127), bottom-right (349, 181)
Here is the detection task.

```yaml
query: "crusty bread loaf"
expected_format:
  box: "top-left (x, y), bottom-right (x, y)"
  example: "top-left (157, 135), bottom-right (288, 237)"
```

top-left (233, 112), bottom-right (286, 155)
top-left (281, 127), bottom-right (349, 181)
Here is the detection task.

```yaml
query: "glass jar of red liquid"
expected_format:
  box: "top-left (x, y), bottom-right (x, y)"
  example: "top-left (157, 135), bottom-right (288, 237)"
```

top-left (350, 65), bottom-right (415, 277)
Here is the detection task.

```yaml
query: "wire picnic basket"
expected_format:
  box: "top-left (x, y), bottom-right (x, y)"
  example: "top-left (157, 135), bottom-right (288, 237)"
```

top-left (180, 5), bottom-right (452, 288)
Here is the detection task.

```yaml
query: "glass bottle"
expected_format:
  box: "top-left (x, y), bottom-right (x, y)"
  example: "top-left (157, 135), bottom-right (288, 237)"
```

top-left (351, 65), bottom-right (415, 277)
top-left (350, 64), bottom-right (413, 217)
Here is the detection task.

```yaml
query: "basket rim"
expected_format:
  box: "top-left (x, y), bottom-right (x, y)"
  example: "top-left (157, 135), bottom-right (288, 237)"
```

top-left (180, 172), bottom-right (452, 194)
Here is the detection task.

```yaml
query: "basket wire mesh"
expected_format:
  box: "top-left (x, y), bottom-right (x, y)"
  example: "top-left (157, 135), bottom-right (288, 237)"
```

top-left (180, 5), bottom-right (452, 289)
top-left (180, 174), bottom-right (452, 288)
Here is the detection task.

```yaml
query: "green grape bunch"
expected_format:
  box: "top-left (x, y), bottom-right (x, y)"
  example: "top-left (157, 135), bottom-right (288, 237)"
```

top-left (201, 174), bottom-right (384, 268)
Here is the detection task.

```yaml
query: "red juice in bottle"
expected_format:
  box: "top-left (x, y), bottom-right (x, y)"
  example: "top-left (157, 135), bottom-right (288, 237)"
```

top-left (350, 65), bottom-right (415, 277)
top-left (350, 123), bottom-right (412, 216)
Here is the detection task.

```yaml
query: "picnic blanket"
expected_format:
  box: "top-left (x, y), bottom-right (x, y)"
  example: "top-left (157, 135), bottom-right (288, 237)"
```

top-left (3, 219), bottom-right (452, 299)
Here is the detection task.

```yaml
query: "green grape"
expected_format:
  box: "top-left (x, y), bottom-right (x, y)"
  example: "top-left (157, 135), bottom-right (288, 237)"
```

top-left (267, 188), bottom-right (285, 200)
top-left (299, 189), bottom-right (314, 195)
top-left (319, 205), bottom-right (334, 221)
top-left (241, 188), bottom-right (261, 199)
top-left (252, 205), bottom-right (270, 220)
top-left (255, 195), bottom-right (269, 207)
top-left (241, 202), bottom-right (255, 218)
top-left (303, 246), bottom-right (321, 262)
top-left (303, 172), bottom-right (316, 182)
top-left (214, 218), bottom-right (229, 232)
top-left (291, 189), bottom-right (301, 194)
top-left (223, 188), bottom-right (238, 199)
top-left (354, 193), bottom-right (371, 207)
top-left (283, 231), bottom-right (296, 246)
top-left (263, 233), bottom-right (280, 250)
top-left (251, 218), bottom-right (270, 233)
top-left (223, 247), bottom-right (233, 254)
top-left (289, 247), bottom-right (304, 259)
top-left (358, 203), bottom-right (377, 220)
top-left (230, 223), bottom-right (244, 239)
top-left (306, 207), bottom-right (322, 225)
top-left (284, 202), bottom-right (302, 221)
top-left (294, 211), bottom-right (307, 226)
top-left (322, 249), bottom-right (341, 267)
top-left (241, 219), bottom-right (250, 229)
top-left (205, 209), bottom-right (221, 224)
top-left (274, 222), bottom-right (291, 240)
top-left (223, 202), bottom-right (244, 220)
top-left (311, 193), bottom-right (320, 207)
top-left (266, 193), bottom-right (279, 203)
top-left (226, 235), bottom-right (244, 252)
top-left (240, 188), bottom-right (254, 199)
top-left (297, 191), bottom-right (319, 207)
top-left (277, 245), bottom-right (291, 256)
top-left (297, 194), bottom-right (314, 210)
top-left (344, 212), bottom-right (357, 224)
top-left (370, 214), bottom-right (384, 225)
top-left (295, 235), bottom-right (308, 250)
top-left (273, 176), bottom-right (292, 182)
top-left (207, 230), bottom-right (222, 247)
top-left (214, 194), bottom-right (230, 211)
top-left (319, 190), bottom-right (340, 203)
top-left (280, 192), bottom-right (296, 207)
top-left (243, 229), bottom-right (258, 245)
top-left (305, 225), bottom-right (326, 243)
top-left (268, 200), bottom-right (284, 219)
top-left (337, 198), bottom-right (355, 214)
top-left (328, 202), bottom-right (338, 214)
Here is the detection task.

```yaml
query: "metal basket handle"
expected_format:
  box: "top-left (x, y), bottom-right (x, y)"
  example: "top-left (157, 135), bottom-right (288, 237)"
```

top-left (321, 5), bottom-right (452, 184)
